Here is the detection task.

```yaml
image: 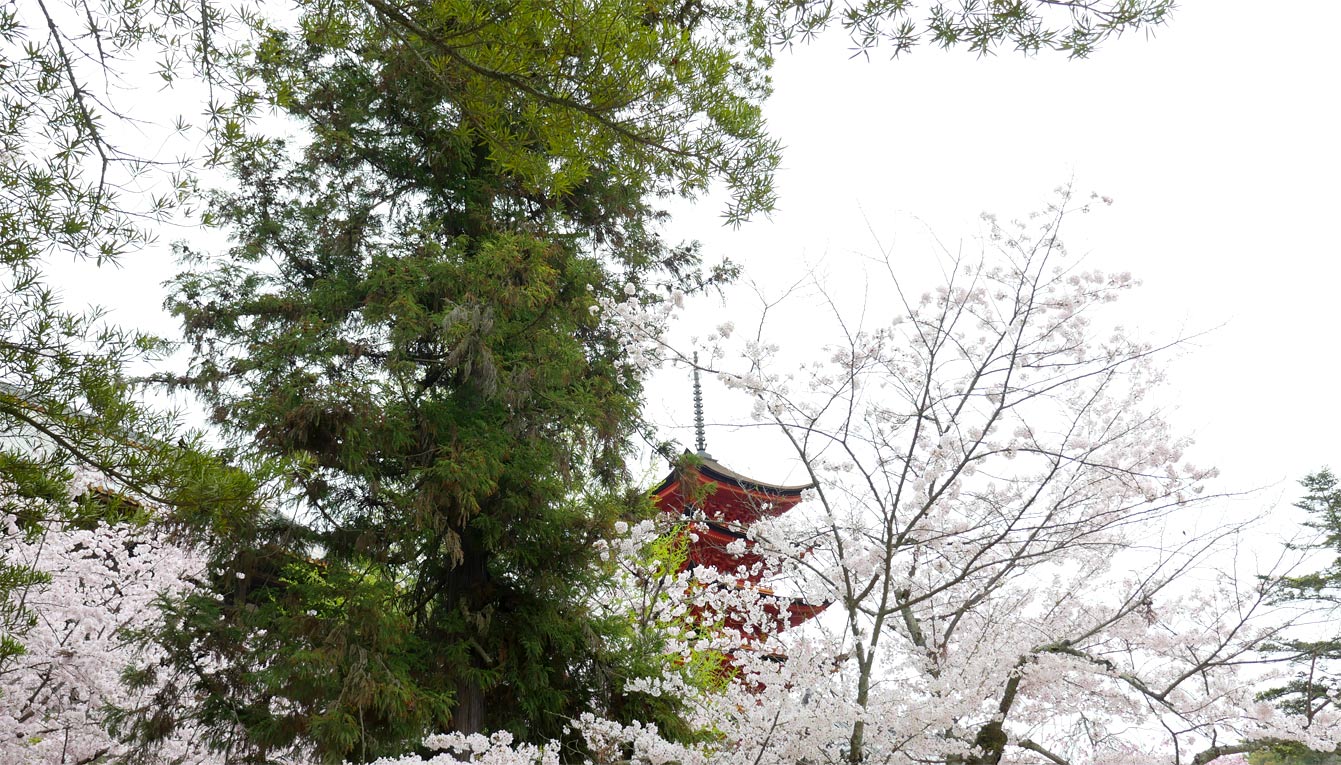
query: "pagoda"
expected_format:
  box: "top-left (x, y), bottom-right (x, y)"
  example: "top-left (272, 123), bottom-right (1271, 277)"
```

top-left (650, 360), bottom-right (826, 645)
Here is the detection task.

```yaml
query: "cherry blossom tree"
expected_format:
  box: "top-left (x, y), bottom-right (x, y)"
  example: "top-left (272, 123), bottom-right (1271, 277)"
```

top-left (379, 189), bottom-right (1341, 765)
top-left (696, 189), bottom-right (1341, 765)
top-left (0, 477), bottom-right (223, 765)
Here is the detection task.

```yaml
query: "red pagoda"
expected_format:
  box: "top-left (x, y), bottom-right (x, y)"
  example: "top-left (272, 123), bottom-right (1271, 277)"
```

top-left (650, 360), bottom-right (826, 645)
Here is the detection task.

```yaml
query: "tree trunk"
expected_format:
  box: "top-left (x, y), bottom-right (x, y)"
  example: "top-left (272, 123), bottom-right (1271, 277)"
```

top-left (451, 679), bottom-right (485, 734)
top-left (444, 524), bottom-right (492, 735)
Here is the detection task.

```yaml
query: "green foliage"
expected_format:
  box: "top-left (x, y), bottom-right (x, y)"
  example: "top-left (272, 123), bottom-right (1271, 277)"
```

top-left (1250, 740), bottom-right (1341, 765)
top-left (769, 0), bottom-right (1175, 58)
top-left (152, 4), bottom-right (730, 757)
top-left (0, 0), bottom-right (274, 685)
top-left (118, 542), bottom-right (456, 764)
top-left (1256, 470), bottom-right (1341, 754)
top-left (588, 509), bottom-right (738, 752)
top-left (0, 536), bottom-right (48, 671)
top-left (351, 0), bottom-right (780, 226)
top-left (0, 276), bottom-right (273, 668)
top-left (646, 523), bottom-right (693, 583)
top-left (1, 1), bottom-right (259, 266)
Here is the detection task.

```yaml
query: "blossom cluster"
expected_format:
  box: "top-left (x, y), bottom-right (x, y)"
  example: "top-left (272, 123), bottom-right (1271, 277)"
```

top-left (1, 506), bottom-right (221, 764)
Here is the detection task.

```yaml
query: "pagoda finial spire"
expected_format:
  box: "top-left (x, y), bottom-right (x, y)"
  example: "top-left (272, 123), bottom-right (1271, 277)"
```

top-left (692, 352), bottom-right (708, 456)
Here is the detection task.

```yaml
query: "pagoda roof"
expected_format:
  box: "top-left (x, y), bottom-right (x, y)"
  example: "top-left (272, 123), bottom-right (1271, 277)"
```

top-left (653, 450), bottom-right (813, 498)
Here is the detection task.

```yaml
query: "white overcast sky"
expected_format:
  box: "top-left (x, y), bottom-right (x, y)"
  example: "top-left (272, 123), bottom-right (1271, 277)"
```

top-left (644, 0), bottom-right (1341, 521)
top-left (45, 0), bottom-right (1341, 522)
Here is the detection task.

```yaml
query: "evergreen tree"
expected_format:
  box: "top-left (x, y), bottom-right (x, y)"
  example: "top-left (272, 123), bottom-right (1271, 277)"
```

top-left (149, 2), bottom-right (759, 761)
top-left (1255, 470), bottom-right (1341, 762)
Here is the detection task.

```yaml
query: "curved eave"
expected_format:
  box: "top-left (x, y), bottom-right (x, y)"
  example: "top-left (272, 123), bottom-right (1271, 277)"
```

top-left (652, 450), bottom-right (813, 498)
top-left (787, 599), bottom-right (830, 621)
top-left (697, 457), bottom-right (813, 496)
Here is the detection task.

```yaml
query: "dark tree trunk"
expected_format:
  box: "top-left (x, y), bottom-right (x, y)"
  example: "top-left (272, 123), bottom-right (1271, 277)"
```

top-left (444, 523), bottom-right (492, 735)
top-left (451, 679), bottom-right (485, 734)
